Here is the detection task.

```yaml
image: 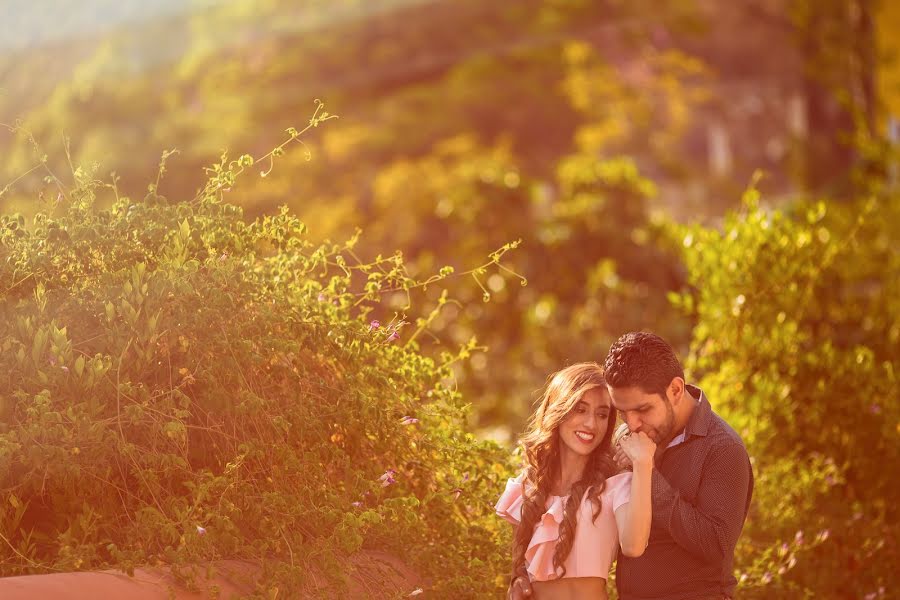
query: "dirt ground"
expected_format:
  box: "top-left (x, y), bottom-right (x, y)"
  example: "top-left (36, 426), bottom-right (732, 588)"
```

top-left (0, 551), bottom-right (422, 599)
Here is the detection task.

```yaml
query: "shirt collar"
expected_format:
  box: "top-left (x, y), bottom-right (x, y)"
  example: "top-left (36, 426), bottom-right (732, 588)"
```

top-left (684, 384), bottom-right (712, 439)
top-left (665, 385), bottom-right (710, 448)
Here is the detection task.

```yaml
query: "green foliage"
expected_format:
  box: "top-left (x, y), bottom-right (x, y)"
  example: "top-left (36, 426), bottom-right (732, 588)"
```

top-left (672, 184), bottom-right (899, 599)
top-left (0, 154), bottom-right (516, 597)
top-left (0, 1), bottom-right (707, 434)
top-left (353, 134), bottom-right (688, 433)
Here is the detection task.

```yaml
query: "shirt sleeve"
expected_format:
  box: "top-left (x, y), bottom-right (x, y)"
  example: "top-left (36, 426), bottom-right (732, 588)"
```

top-left (495, 475), bottom-right (526, 525)
top-left (650, 441), bottom-right (752, 563)
top-left (606, 472), bottom-right (632, 512)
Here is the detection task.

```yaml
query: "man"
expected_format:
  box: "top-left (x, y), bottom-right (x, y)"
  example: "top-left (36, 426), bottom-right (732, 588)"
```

top-left (508, 332), bottom-right (753, 600)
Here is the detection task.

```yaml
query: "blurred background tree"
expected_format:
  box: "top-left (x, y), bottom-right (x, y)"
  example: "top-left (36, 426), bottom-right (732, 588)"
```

top-left (5, 0), bottom-right (868, 434)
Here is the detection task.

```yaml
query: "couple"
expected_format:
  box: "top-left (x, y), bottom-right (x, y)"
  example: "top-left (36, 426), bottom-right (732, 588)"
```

top-left (496, 332), bottom-right (754, 600)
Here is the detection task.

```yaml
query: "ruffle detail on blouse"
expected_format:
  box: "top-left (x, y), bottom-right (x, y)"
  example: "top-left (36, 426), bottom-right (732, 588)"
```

top-left (523, 494), bottom-right (566, 580)
top-left (494, 476), bottom-right (568, 580)
top-left (494, 476), bottom-right (526, 525)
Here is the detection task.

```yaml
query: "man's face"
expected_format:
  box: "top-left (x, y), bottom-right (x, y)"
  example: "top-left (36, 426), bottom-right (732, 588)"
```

top-left (607, 385), bottom-right (676, 446)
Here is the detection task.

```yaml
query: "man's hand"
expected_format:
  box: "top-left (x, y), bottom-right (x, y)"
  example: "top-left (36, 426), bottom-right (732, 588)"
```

top-left (507, 567), bottom-right (532, 599)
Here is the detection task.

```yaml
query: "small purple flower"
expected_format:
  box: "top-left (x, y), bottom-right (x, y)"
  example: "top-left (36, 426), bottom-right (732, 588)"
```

top-left (870, 403), bottom-right (882, 415)
top-left (387, 330), bottom-right (400, 342)
top-left (369, 320), bottom-right (381, 331)
top-left (196, 526), bottom-right (207, 536)
top-left (379, 469), bottom-right (398, 487)
top-left (351, 501), bottom-right (362, 508)
top-left (462, 472), bottom-right (470, 482)
top-left (317, 293), bottom-right (327, 302)
top-left (794, 530), bottom-right (804, 545)
top-left (400, 416), bottom-right (419, 425)
top-left (761, 572), bottom-right (773, 584)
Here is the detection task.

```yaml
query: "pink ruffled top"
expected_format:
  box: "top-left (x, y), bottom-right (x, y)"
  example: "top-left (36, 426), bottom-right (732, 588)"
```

top-left (495, 472), bottom-right (632, 581)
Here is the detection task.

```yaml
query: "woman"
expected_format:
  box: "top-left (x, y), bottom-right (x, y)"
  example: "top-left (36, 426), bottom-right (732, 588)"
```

top-left (496, 363), bottom-right (655, 600)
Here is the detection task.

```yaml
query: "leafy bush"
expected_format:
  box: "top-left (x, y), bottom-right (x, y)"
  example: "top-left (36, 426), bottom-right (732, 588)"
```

top-left (672, 186), bottom-right (899, 599)
top-left (0, 145), bottom-right (515, 597)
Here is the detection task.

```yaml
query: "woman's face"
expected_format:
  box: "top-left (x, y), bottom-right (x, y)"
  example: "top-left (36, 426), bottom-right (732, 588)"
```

top-left (558, 387), bottom-right (611, 458)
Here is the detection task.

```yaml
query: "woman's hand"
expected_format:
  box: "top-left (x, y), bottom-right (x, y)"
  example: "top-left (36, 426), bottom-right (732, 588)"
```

top-left (612, 423), bottom-right (632, 471)
top-left (507, 567), bottom-right (532, 599)
top-left (617, 430), bottom-right (656, 470)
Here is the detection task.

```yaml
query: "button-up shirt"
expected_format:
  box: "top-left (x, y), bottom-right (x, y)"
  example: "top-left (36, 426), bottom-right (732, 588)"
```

top-left (616, 385), bottom-right (754, 600)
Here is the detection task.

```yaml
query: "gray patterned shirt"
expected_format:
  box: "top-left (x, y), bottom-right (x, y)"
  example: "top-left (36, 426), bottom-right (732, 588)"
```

top-left (616, 386), bottom-right (754, 600)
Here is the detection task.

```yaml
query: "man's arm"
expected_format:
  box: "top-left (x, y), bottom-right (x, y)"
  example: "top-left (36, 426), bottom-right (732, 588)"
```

top-left (651, 442), bottom-right (752, 563)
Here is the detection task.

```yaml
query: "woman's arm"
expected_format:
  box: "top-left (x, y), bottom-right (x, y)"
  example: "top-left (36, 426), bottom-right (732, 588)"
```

top-left (614, 432), bottom-right (656, 556)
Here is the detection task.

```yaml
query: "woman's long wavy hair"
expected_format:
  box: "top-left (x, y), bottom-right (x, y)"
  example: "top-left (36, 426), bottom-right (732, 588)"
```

top-left (511, 362), bottom-right (618, 580)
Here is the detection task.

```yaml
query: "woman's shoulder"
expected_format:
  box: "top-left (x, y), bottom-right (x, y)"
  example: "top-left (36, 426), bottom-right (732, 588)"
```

top-left (599, 471), bottom-right (632, 510)
top-left (604, 471), bottom-right (632, 488)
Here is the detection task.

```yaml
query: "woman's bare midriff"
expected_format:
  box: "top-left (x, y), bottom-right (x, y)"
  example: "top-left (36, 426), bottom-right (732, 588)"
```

top-left (532, 577), bottom-right (608, 600)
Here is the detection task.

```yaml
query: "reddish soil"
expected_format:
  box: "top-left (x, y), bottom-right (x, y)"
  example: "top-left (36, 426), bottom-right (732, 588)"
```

top-left (0, 551), bottom-right (421, 599)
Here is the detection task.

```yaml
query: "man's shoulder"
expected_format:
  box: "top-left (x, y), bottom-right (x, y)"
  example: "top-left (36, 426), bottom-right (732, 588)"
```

top-left (707, 409), bottom-right (748, 453)
top-left (706, 408), bottom-right (755, 507)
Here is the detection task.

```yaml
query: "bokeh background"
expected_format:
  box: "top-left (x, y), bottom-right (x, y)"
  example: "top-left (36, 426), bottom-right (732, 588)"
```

top-left (1, 1), bottom-right (897, 597)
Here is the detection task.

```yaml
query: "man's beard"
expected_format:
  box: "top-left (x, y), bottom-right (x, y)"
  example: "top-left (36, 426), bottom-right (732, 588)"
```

top-left (656, 398), bottom-right (677, 447)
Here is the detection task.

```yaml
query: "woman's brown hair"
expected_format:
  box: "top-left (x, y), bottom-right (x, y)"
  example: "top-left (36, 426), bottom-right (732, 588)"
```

top-left (511, 362), bottom-right (618, 580)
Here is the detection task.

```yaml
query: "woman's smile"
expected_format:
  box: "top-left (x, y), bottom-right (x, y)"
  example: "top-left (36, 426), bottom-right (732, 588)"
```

top-left (574, 430), bottom-right (596, 443)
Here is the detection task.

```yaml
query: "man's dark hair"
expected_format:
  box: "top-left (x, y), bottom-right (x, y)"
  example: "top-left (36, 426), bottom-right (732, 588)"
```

top-left (603, 332), bottom-right (684, 397)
